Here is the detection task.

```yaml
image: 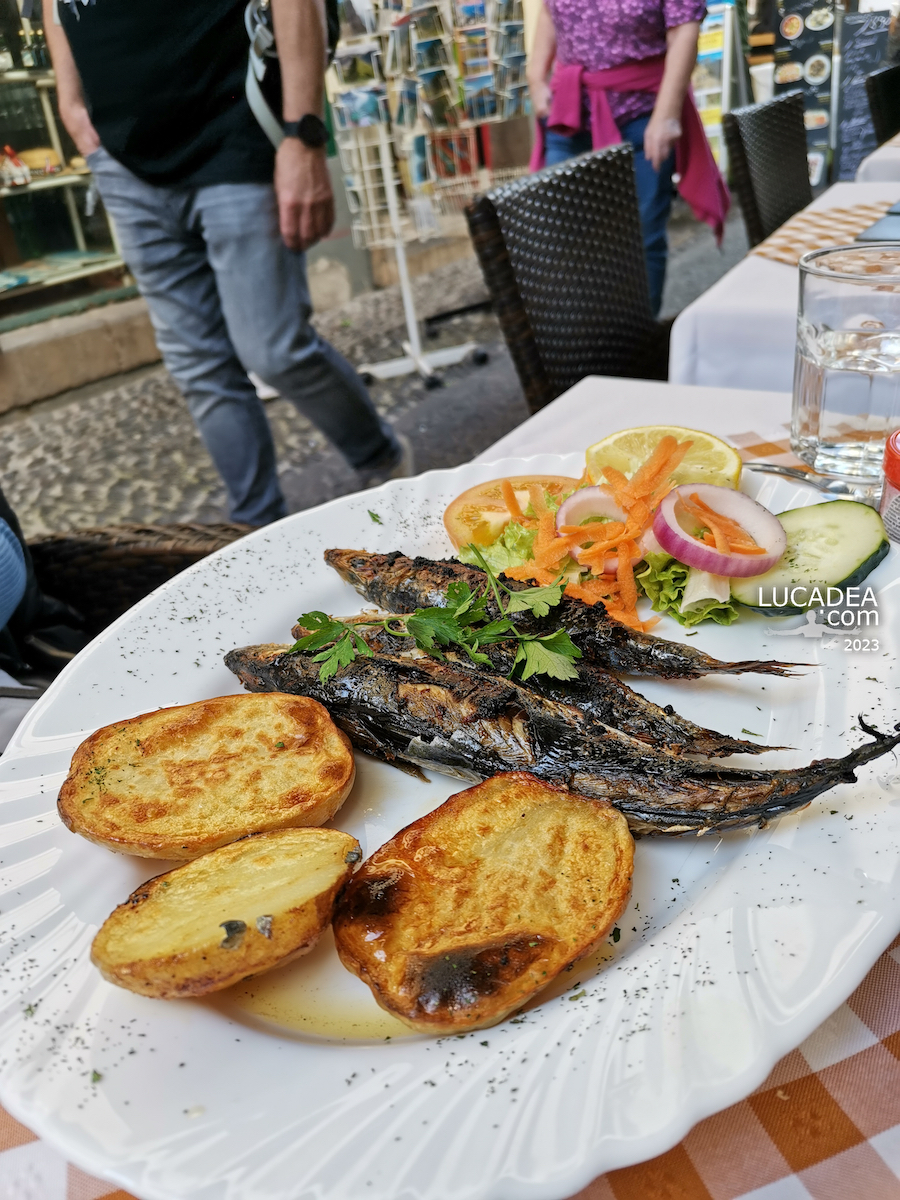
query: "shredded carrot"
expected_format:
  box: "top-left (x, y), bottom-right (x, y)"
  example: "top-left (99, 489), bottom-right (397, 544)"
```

top-left (491, 435), bottom-right (698, 630)
top-left (623, 435), bottom-right (680, 498)
top-left (682, 493), bottom-right (751, 542)
top-left (501, 479), bottom-right (526, 524)
top-left (601, 466), bottom-right (631, 508)
top-left (558, 520), bottom-right (626, 540)
top-left (528, 484), bottom-right (548, 518)
top-left (616, 540), bottom-right (639, 612)
top-left (534, 512), bottom-right (573, 568)
top-left (504, 562), bottom-right (559, 586)
top-left (680, 492), bottom-right (767, 556)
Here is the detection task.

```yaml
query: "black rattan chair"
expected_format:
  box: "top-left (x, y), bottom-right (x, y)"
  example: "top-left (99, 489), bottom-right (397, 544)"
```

top-left (464, 144), bottom-right (669, 414)
top-left (866, 64), bottom-right (900, 146)
top-left (722, 92), bottom-right (812, 248)
top-left (27, 522), bottom-right (252, 639)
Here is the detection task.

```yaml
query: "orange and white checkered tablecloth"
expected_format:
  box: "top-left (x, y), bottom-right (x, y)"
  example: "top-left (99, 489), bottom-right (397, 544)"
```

top-left (750, 202), bottom-right (894, 268)
top-left (3, 430), bottom-right (898, 1200)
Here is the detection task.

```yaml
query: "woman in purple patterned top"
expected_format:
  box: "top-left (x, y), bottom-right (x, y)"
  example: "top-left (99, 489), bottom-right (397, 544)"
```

top-left (527, 0), bottom-right (707, 313)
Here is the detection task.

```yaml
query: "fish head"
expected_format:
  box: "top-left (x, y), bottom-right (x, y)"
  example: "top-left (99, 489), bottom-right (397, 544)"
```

top-left (324, 549), bottom-right (384, 595)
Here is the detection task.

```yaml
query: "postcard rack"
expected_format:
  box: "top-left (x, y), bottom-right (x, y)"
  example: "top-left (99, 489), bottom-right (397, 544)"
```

top-left (328, 0), bottom-right (530, 381)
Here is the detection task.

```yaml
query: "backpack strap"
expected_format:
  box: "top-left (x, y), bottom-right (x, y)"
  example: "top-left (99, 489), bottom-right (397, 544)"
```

top-left (246, 58), bottom-right (284, 148)
top-left (245, 0), bottom-right (284, 148)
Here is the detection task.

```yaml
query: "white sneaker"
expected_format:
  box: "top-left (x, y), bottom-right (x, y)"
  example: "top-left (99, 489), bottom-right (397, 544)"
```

top-left (359, 432), bottom-right (415, 489)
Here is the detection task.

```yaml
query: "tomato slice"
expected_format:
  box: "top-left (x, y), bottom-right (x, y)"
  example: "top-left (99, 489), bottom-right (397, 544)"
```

top-left (443, 475), bottom-right (580, 550)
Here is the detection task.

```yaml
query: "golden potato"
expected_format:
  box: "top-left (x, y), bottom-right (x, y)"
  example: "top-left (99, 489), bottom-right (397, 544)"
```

top-left (58, 692), bottom-right (355, 858)
top-left (333, 772), bottom-right (633, 1034)
top-left (92, 828), bottom-right (361, 998)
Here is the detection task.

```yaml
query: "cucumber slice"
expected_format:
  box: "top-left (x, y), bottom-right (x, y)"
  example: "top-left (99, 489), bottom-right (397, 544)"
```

top-left (731, 500), bottom-right (889, 614)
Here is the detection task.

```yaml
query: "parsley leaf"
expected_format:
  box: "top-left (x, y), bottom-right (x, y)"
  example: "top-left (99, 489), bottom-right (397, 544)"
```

top-left (504, 581), bottom-right (565, 618)
top-left (406, 608), bottom-right (464, 652)
top-left (368, 510), bottom-right (383, 524)
top-left (291, 612), bottom-right (350, 653)
top-left (290, 558), bottom-right (581, 683)
top-left (292, 613), bottom-right (373, 682)
top-left (514, 630), bottom-right (581, 681)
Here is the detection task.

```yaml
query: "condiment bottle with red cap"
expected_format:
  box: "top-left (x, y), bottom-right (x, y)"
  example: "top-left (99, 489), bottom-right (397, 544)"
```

top-left (880, 430), bottom-right (900, 542)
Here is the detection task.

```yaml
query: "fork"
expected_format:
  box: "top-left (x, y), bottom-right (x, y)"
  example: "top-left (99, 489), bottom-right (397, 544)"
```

top-left (743, 462), bottom-right (859, 495)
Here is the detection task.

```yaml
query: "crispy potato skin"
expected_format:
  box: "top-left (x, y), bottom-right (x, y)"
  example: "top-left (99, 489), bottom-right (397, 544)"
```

top-left (91, 828), bottom-right (361, 998)
top-left (59, 692), bottom-right (355, 859)
top-left (333, 772), bottom-right (634, 1034)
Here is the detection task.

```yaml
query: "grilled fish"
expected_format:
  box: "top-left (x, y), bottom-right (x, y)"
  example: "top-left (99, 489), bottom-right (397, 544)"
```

top-left (225, 643), bottom-right (900, 836)
top-left (296, 619), bottom-right (780, 758)
top-left (324, 550), bottom-right (801, 680)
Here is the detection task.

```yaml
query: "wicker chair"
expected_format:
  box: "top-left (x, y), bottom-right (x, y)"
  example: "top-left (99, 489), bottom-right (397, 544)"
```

top-left (464, 144), bottom-right (669, 414)
top-left (27, 522), bottom-right (252, 639)
top-left (722, 92), bottom-right (812, 248)
top-left (866, 64), bottom-right (900, 146)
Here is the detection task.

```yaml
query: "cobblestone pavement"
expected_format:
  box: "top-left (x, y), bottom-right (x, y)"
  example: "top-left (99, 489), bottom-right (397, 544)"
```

top-left (0, 203), bottom-right (749, 539)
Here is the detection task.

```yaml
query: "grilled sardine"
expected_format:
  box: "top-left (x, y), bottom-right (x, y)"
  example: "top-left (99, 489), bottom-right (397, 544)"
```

top-left (294, 619), bottom-right (780, 758)
top-left (324, 550), bottom-right (801, 679)
top-left (225, 643), bottom-right (899, 836)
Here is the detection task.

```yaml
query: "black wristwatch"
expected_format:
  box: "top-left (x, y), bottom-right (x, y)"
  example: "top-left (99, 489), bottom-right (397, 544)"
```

top-left (283, 114), bottom-right (328, 148)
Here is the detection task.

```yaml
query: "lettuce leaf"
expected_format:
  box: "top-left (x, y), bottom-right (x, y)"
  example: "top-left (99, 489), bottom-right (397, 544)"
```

top-left (636, 553), bottom-right (739, 627)
top-left (458, 520), bottom-right (537, 573)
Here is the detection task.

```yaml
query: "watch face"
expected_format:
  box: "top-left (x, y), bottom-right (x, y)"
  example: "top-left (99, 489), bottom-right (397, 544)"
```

top-left (298, 114), bottom-right (328, 147)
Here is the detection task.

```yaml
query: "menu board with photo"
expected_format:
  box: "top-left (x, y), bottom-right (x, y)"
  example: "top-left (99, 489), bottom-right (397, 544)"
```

top-left (774, 0), bottom-right (835, 190)
top-left (833, 10), bottom-right (891, 182)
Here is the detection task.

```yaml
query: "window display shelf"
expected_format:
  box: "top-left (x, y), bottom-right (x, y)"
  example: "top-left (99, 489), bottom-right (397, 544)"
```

top-left (0, 168), bottom-right (91, 199)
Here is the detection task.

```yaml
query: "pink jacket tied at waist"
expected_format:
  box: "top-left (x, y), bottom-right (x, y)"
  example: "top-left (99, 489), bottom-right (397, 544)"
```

top-left (530, 56), bottom-right (730, 243)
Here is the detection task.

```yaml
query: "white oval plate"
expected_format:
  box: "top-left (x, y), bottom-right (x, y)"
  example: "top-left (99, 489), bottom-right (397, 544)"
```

top-left (1, 455), bottom-right (899, 1200)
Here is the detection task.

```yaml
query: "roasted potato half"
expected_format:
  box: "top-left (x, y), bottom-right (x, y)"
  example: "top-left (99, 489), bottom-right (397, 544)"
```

top-left (333, 772), bottom-right (633, 1034)
top-left (59, 692), bottom-right (355, 858)
top-left (92, 828), bottom-right (361, 998)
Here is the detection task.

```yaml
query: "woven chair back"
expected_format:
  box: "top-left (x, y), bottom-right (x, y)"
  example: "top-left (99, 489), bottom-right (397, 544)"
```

top-left (465, 144), bottom-right (665, 413)
top-left (866, 64), bottom-right (900, 146)
top-left (722, 91), bottom-right (812, 248)
top-left (28, 522), bottom-right (251, 638)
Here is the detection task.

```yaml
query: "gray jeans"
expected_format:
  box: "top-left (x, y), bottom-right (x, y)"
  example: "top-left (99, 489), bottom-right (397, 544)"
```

top-left (88, 147), bottom-right (398, 525)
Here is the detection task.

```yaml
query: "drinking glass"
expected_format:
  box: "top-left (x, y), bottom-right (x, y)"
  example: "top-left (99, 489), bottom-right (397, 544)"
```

top-left (792, 243), bottom-right (900, 481)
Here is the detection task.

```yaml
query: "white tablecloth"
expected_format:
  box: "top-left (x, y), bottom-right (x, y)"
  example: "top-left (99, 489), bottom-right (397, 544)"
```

top-left (475, 375), bottom-right (789, 461)
top-left (856, 135), bottom-right (900, 182)
top-left (668, 181), bottom-right (900, 393)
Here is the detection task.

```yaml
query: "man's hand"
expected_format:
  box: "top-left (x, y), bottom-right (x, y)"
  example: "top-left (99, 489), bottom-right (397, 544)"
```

top-left (275, 138), bottom-right (334, 252)
top-left (643, 114), bottom-right (681, 172)
top-left (60, 101), bottom-right (101, 157)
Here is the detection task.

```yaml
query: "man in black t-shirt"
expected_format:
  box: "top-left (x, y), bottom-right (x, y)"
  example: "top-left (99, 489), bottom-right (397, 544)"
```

top-left (46, 0), bottom-right (409, 526)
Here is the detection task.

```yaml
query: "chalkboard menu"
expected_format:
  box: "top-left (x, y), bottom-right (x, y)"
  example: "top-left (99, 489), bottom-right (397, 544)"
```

top-left (834, 11), bottom-right (890, 182)
top-left (774, 0), bottom-right (835, 189)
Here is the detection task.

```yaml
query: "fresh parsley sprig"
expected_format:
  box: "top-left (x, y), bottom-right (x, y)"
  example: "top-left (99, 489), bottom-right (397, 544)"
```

top-left (291, 550), bottom-right (581, 683)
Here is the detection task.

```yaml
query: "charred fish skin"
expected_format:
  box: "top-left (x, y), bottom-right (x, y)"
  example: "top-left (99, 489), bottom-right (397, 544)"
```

top-left (324, 550), bottom-right (800, 680)
top-left (318, 620), bottom-right (778, 759)
top-left (224, 643), bottom-right (900, 835)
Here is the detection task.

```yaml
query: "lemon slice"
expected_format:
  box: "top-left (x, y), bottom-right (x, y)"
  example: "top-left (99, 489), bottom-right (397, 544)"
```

top-left (585, 425), bottom-right (742, 489)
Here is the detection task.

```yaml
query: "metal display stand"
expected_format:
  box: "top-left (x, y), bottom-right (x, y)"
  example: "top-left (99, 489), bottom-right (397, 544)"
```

top-left (358, 124), bottom-right (476, 382)
top-left (329, 0), bottom-right (530, 383)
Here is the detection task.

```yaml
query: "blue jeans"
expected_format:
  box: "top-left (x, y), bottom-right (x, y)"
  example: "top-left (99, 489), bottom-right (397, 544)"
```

top-left (0, 519), bottom-right (25, 631)
top-left (544, 114), bottom-right (674, 317)
top-left (87, 147), bottom-right (399, 526)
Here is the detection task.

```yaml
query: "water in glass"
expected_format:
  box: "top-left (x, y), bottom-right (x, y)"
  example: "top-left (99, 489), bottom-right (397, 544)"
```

top-left (792, 245), bottom-right (900, 480)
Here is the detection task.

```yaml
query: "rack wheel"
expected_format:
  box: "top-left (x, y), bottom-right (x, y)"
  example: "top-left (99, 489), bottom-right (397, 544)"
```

top-left (424, 374), bottom-right (443, 390)
top-left (472, 348), bottom-right (489, 366)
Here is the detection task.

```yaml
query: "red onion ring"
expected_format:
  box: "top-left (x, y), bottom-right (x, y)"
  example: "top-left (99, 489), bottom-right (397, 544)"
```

top-left (652, 485), bottom-right (786, 578)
